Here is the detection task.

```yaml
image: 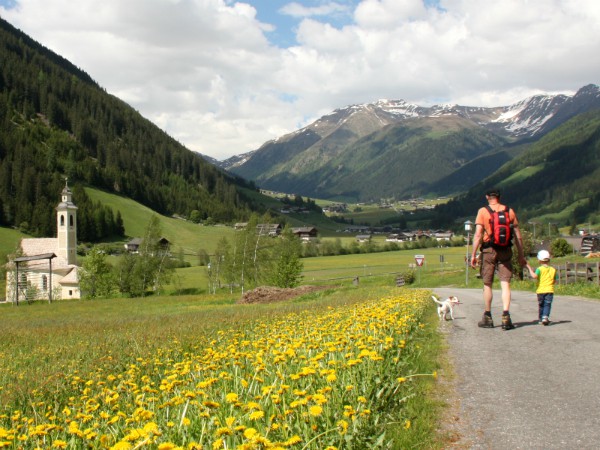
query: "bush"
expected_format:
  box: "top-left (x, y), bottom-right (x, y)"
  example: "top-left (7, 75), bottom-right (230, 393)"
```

top-left (401, 270), bottom-right (416, 285)
top-left (551, 238), bottom-right (573, 258)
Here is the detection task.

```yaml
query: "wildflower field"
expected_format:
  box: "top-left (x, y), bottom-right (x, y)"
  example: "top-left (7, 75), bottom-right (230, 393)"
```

top-left (0, 287), bottom-right (441, 449)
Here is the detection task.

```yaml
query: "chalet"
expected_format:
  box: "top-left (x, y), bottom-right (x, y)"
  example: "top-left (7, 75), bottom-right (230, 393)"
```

top-left (234, 223), bottom-right (282, 237)
top-left (257, 223), bottom-right (282, 236)
top-left (386, 232), bottom-right (415, 243)
top-left (292, 227), bottom-right (318, 242)
top-left (124, 237), bottom-right (171, 254)
top-left (5, 183), bottom-right (80, 302)
top-left (434, 230), bottom-right (454, 241)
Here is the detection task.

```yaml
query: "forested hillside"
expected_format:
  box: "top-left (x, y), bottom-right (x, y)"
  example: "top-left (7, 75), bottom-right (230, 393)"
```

top-left (0, 18), bottom-right (255, 240)
top-left (432, 109), bottom-right (600, 228)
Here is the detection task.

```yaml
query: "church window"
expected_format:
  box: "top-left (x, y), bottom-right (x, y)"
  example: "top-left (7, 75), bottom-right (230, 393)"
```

top-left (69, 214), bottom-right (74, 227)
top-left (60, 215), bottom-right (65, 226)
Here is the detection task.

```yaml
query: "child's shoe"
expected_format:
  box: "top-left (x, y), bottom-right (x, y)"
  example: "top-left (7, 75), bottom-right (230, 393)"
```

top-left (541, 317), bottom-right (550, 326)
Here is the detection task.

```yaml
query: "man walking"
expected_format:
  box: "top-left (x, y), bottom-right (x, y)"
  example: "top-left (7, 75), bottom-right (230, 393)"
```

top-left (470, 188), bottom-right (527, 330)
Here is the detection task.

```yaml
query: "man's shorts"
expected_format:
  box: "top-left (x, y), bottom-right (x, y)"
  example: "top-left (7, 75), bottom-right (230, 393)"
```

top-left (480, 246), bottom-right (513, 284)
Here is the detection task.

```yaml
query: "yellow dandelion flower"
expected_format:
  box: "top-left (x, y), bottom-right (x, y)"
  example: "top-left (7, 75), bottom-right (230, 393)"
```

top-left (215, 427), bottom-right (233, 437)
top-left (284, 435), bottom-right (302, 446)
top-left (309, 405), bottom-right (322, 417)
top-left (225, 417), bottom-right (236, 427)
top-left (211, 438), bottom-right (223, 450)
top-left (225, 393), bottom-right (238, 403)
top-left (404, 420), bottom-right (411, 429)
top-left (249, 411), bottom-right (264, 421)
top-left (245, 401), bottom-right (261, 411)
top-left (337, 420), bottom-right (349, 434)
top-left (397, 377), bottom-right (407, 383)
top-left (158, 443), bottom-right (181, 450)
top-left (110, 442), bottom-right (132, 450)
top-left (52, 440), bottom-right (68, 449)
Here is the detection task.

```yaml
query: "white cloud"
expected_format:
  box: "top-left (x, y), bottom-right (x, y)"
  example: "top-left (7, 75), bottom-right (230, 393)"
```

top-left (279, 1), bottom-right (350, 18)
top-left (1, 0), bottom-right (599, 160)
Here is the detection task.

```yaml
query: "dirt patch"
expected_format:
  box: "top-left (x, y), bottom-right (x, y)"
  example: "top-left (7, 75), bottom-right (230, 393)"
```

top-left (237, 285), bottom-right (333, 304)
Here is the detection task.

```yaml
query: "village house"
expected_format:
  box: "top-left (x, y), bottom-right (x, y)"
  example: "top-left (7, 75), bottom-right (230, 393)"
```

top-left (5, 183), bottom-right (80, 302)
top-left (124, 237), bottom-right (171, 254)
top-left (292, 226), bottom-right (318, 242)
top-left (234, 223), bottom-right (283, 237)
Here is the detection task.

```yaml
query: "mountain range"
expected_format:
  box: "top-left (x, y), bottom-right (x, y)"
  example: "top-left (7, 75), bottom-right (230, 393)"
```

top-left (1, 14), bottom-right (598, 237)
top-left (223, 84), bottom-right (600, 203)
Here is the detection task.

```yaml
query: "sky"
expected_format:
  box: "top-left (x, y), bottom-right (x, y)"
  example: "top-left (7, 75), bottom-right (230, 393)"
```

top-left (1, 0), bottom-right (599, 160)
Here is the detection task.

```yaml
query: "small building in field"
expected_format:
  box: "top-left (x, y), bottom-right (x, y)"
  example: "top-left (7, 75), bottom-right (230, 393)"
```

top-left (292, 227), bottom-right (318, 242)
top-left (234, 223), bottom-right (282, 237)
top-left (124, 237), bottom-right (171, 253)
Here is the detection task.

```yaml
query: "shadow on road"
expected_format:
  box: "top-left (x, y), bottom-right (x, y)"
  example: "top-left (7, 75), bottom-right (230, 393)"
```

top-left (513, 319), bottom-right (572, 328)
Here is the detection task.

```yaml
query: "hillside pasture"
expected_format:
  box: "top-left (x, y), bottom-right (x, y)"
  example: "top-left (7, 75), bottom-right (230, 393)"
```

top-left (85, 188), bottom-right (235, 259)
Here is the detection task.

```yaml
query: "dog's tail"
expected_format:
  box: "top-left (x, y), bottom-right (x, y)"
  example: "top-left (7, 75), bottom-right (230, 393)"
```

top-left (431, 295), bottom-right (443, 306)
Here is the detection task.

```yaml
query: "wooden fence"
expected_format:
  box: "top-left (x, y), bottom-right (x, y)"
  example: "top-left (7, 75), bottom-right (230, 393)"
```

top-left (523, 261), bottom-right (600, 285)
top-left (556, 262), bottom-right (600, 285)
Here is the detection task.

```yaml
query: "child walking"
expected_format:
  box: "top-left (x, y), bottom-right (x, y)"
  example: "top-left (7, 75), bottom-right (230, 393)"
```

top-left (526, 250), bottom-right (557, 325)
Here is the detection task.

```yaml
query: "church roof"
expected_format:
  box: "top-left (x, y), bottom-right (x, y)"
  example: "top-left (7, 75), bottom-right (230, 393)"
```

top-left (59, 266), bottom-right (79, 284)
top-left (20, 238), bottom-right (69, 269)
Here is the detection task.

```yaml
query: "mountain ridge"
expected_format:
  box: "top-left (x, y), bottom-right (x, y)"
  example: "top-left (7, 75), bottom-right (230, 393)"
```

top-left (223, 84), bottom-right (600, 202)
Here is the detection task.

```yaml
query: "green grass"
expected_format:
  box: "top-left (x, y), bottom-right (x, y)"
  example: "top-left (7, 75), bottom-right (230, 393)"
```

top-left (0, 285), bottom-right (443, 448)
top-left (499, 164), bottom-right (544, 186)
top-left (85, 187), bottom-right (235, 258)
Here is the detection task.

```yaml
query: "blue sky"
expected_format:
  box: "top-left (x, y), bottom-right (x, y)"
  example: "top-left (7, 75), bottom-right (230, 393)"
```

top-left (245, 0), bottom-right (359, 47)
top-left (1, 0), bottom-right (598, 159)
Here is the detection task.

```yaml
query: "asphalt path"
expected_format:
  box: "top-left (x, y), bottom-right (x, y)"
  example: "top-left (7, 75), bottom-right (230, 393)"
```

top-left (432, 287), bottom-right (600, 449)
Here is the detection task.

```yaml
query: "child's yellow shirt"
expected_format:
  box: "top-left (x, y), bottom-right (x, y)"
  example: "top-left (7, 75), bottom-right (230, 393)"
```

top-left (535, 265), bottom-right (556, 294)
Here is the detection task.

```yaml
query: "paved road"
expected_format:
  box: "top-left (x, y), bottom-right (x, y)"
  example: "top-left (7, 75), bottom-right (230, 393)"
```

top-left (432, 287), bottom-right (600, 449)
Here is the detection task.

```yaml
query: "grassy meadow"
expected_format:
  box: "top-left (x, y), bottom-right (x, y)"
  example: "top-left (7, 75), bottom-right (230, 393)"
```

top-left (0, 285), bottom-right (444, 449)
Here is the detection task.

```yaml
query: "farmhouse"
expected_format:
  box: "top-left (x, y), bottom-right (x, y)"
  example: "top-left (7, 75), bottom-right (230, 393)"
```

top-left (124, 237), bottom-right (171, 253)
top-left (5, 183), bottom-right (80, 302)
top-left (235, 223), bottom-right (283, 237)
top-left (292, 226), bottom-right (318, 242)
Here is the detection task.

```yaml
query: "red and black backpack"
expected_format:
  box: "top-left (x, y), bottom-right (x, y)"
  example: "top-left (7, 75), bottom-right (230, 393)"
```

top-left (486, 206), bottom-right (512, 247)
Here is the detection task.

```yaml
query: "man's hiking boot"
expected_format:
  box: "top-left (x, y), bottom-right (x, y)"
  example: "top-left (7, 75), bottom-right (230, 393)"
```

top-left (478, 313), bottom-right (494, 328)
top-left (502, 314), bottom-right (515, 330)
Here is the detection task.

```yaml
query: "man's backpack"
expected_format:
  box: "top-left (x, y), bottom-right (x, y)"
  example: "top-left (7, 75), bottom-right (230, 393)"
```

top-left (486, 206), bottom-right (512, 247)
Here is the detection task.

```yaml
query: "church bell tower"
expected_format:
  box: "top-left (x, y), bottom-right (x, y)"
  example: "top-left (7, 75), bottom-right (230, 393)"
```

top-left (56, 180), bottom-right (78, 265)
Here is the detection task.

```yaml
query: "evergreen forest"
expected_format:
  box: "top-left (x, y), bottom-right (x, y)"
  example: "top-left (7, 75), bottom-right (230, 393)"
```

top-left (0, 18), bottom-right (256, 241)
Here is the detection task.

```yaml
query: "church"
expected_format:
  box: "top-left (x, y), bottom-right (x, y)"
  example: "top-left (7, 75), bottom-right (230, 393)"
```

top-left (5, 183), bottom-right (81, 302)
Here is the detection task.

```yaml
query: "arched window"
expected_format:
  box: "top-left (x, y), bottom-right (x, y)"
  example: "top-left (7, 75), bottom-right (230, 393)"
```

top-left (69, 214), bottom-right (74, 227)
top-left (60, 215), bottom-right (65, 226)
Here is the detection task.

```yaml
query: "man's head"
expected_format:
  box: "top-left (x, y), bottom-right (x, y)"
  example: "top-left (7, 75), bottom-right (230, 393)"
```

top-left (485, 188), bottom-right (501, 199)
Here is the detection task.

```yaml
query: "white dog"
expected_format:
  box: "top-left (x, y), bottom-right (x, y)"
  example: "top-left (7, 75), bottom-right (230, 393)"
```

top-left (432, 295), bottom-right (461, 321)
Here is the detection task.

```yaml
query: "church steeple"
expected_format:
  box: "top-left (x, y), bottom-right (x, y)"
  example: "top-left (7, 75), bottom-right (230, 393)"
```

top-left (56, 179), bottom-right (78, 265)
